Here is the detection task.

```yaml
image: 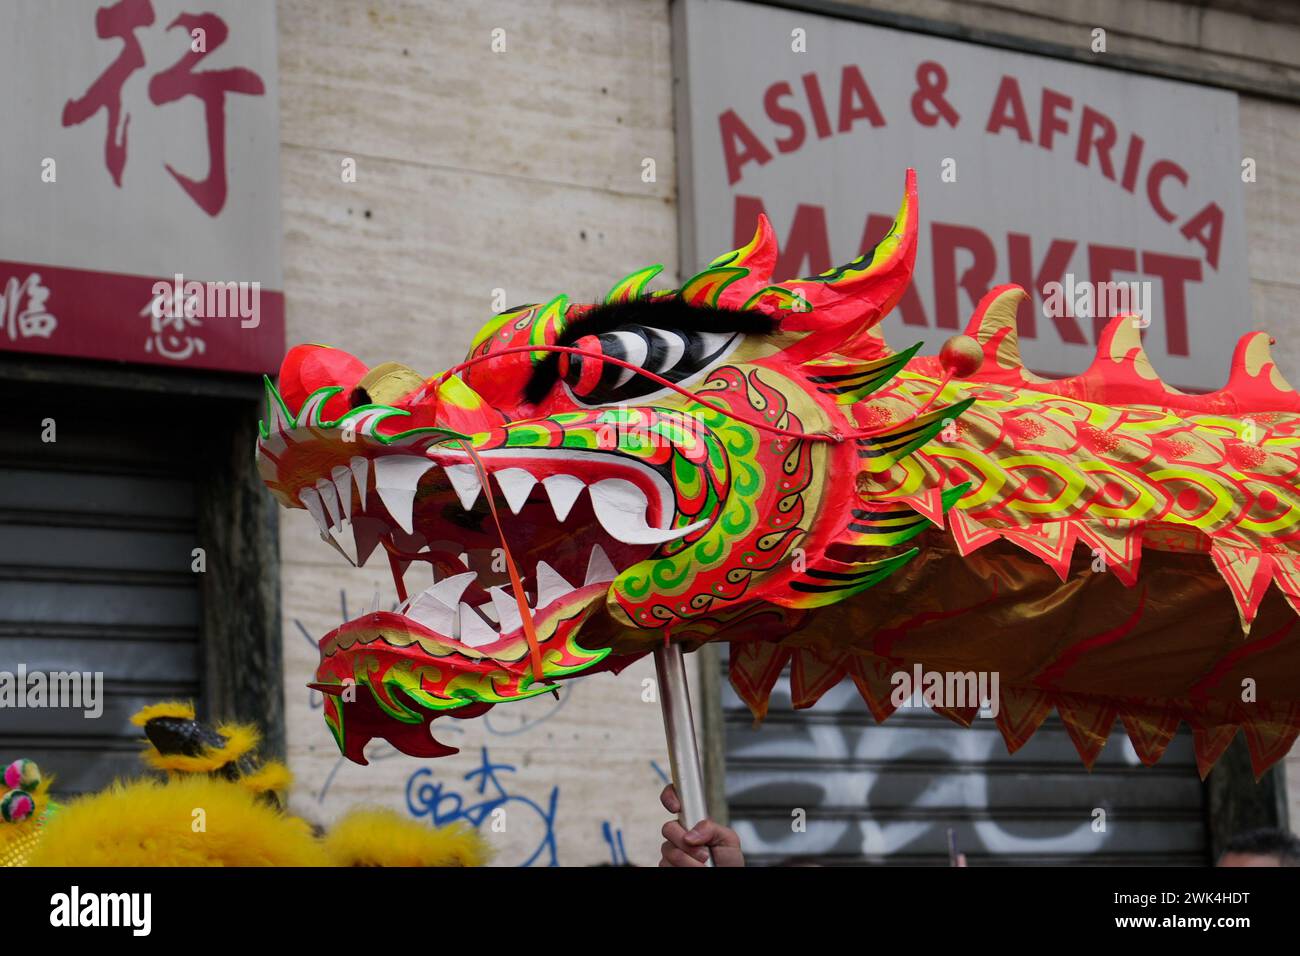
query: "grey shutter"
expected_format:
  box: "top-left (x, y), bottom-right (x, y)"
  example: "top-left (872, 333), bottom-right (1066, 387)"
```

top-left (0, 386), bottom-right (203, 793)
top-left (723, 665), bottom-right (1207, 865)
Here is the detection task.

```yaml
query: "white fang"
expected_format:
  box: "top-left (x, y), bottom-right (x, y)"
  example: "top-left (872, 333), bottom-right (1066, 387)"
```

top-left (585, 544), bottom-right (618, 585)
top-left (542, 474), bottom-right (585, 521)
top-left (494, 468), bottom-right (538, 515)
top-left (589, 478), bottom-right (704, 545)
top-left (373, 456), bottom-right (434, 534)
top-left (444, 464), bottom-right (483, 512)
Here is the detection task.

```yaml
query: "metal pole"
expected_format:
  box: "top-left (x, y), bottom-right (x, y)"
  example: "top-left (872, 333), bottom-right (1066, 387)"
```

top-left (654, 642), bottom-right (713, 866)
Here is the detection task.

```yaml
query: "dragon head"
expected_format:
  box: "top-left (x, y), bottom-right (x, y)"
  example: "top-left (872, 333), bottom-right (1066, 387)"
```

top-left (259, 170), bottom-right (968, 762)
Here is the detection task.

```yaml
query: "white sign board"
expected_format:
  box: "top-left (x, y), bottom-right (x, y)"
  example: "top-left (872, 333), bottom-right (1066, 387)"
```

top-left (0, 0), bottom-right (282, 372)
top-left (674, 0), bottom-right (1250, 389)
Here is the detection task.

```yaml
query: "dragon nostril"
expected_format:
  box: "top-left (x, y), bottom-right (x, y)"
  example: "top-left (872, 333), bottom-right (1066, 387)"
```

top-left (350, 386), bottom-right (372, 409)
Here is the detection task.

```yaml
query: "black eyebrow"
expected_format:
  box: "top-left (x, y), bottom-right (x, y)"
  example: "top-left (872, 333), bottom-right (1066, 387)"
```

top-left (522, 298), bottom-right (776, 404)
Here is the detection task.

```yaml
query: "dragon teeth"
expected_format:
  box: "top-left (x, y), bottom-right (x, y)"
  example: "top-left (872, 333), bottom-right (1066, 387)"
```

top-left (542, 474), bottom-right (585, 521)
top-left (488, 586), bottom-right (525, 633)
top-left (406, 590), bottom-right (457, 634)
top-left (325, 520), bottom-right (359, 566)
top-left (349, 456), bottom-right (370, 508)
top-left (444, 464), bottom-right (482, 511)
top-left (585, 544), bottom-right (618, 585)
top-left (494, 468), bottom-right (538, 515)
top-left (457, 604), bottom-right (499, 647)
top-left (316, 477), bottom-right (343, 530)
top-left (330, 465), bottom-right (355, 522)
top-left (299, 486), bottom-right (330, 535)
top-left (373, 456), bottom-right (434, 534)
top-left (534, 560), bottom-right (574, 608)
top-left (427, 571), bottom-right (477, 608)
top-left (399, 572), bottom-right (477, 631)
top-left (589, 478), bottom-right (704, 545)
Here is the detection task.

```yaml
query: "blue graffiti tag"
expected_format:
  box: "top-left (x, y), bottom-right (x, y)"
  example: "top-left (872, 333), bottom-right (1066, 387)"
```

top-left (406, 746), bottom-right (560, 867)
top-left (600, 820), bottom-right (630, 865)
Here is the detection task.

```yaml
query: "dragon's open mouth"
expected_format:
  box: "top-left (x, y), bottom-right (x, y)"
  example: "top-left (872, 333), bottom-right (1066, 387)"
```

top-left (304, 446), bottom-right (701, 645)
top-left (289, 442), bottom-right (705, 759)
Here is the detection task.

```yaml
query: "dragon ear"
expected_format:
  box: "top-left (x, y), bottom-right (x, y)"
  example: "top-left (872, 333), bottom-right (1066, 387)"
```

top-left (756, 169), bottom-right (918, 359)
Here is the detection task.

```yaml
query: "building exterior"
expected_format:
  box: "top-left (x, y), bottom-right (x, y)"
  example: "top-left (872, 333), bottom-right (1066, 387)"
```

top-left (2, 0), bottom-right (1298, 865)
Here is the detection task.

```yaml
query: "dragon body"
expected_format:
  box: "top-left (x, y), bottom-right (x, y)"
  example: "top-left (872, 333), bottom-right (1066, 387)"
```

top-left (258, 171), bottom-right (1300, 775)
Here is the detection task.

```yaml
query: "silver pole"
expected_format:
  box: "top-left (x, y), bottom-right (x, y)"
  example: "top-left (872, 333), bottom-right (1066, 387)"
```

top-left (653, 642), bottom-right (714, 866)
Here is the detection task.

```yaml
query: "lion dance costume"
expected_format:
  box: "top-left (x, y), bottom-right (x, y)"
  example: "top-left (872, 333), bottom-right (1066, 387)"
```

top-left (2, 703), bottom-right (485, 866)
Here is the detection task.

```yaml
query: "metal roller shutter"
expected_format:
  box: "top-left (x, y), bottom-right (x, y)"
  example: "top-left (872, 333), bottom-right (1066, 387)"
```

top-left (0, 384), bottom-right (204, 793)
top-left (723, 663), bottom-right (1208, 866)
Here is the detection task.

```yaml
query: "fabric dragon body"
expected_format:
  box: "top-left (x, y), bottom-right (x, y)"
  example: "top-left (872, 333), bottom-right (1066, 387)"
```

top-left (258, 170), bottom-right (1300, 776)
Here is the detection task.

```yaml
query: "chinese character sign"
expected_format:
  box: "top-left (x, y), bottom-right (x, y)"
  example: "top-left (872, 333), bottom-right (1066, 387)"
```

top-left (61, 0), bottom-right (266, 217)
top-left (0, 0), bottom-right (282, 374)
top-left (1, 274), bottom-right (58, 344)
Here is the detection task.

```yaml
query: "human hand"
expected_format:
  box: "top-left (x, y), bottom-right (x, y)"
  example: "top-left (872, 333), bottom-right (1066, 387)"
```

top-left (658, 783), bottom-right (745, 867)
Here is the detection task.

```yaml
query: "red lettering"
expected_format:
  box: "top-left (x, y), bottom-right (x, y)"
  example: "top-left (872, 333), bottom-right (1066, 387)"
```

top-left (1180, 202), bottom-right (1224, 270)
top-left (1146, 160), bottom-right (1188, 223)
top-left (1088, 245), bottom-right (1139, 342)
top-left (1075, 107), bottom-right (1117, 181)
top-left (147, 12), bottom-right (266, 217)
top-left (837, 65), bottom-right (886, 133)
top-left (719, 110), bottom-right (773, 186)
top-left (61, 0), bottom-right (155, 187)
top-left (985, 76), bottom-right (1032, 142)
top-left (1143, 252), bottom-right (1201, 356)
top-left (933, 223), bottom-right (997, 330)
top-left (1038, 88), bottom-right (1073, 151)
top-left (764, 82), bottom-right (806, 154)
top-left (1120, 134), bottom-right (1144, 193)
top-left (802, 73), bottom-right (833, 139)
top-left (1008, 233), bottom-right (1085, 344)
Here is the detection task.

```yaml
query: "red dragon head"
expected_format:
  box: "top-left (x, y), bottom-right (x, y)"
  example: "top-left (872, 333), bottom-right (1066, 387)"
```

top-left (257, 170), bottom-right (968, 762)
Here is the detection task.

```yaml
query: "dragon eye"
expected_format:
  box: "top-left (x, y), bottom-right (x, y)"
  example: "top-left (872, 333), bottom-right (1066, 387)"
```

top-left (558, 325), bottom-right (740, 403)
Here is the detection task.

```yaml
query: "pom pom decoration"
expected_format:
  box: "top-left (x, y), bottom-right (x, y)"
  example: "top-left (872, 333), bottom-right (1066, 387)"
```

top-left (3, 758), bottom-right (39, 792)
top-left (1, 789), bottom-right (34, 824)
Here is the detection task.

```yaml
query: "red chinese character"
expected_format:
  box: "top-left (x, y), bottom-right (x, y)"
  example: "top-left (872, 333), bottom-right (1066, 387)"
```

top-left (148, 13), bottom-right (265, 217)
top-left (61, 0), bottom-right (155, 187)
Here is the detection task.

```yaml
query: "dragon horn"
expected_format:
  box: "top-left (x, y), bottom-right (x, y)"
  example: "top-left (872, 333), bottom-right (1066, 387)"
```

top-left (776, 168), bottom-right (918, 336)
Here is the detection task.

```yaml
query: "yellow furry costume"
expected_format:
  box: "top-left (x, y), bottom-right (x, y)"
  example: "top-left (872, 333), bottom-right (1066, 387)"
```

top-left (0, 771), bottom-right (56, 867)
top-left (4, 702), bottom-right (487, 867)
top-left (29, 775), bottom-right (330, 867)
